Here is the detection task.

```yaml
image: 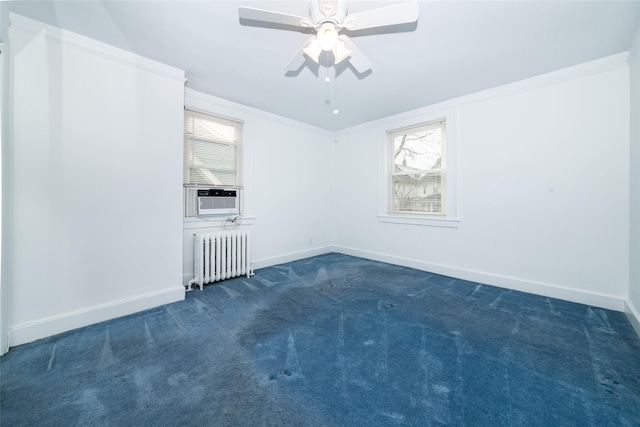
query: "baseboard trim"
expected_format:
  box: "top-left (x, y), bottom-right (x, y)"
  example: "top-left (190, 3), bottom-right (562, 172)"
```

top-left (8, 286), bottom-right (185, 348)
top-left (624, 299), bottom-right (640, 338)
top-left (334, 245), bottom-right (625, 312)
top-left (253, 246), bottom-right (334, 270)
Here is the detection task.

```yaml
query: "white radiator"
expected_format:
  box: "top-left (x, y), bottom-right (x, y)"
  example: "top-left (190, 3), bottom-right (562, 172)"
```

top-left (187, 229), bottom-right (253, 291)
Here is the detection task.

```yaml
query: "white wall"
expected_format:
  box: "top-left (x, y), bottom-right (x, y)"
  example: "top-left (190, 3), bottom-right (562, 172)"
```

top-left (251, 116), bottom-right (334, 265)
top-left (0, 41), bottom-right (6, 355)
top-left (6, 15), bottom-right (186, 346)
top-left (334, 56), bottom-right (631, 311)
top-left (4, 15), bottom-right (637, 350)
top-left (181, 89), bottom-right (334, 285)
top-left (628, 27), bottom-right (640, 335)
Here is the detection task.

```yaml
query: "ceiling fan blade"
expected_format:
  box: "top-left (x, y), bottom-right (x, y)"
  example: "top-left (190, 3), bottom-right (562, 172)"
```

top-left (340, 36), bottom-right (372, 73)
top-left (239, 7), bottom-right (312, 28)
top-left (344, 1), bottom-right (419, 31)
top-left (286, 38), bottom-right (316, 71)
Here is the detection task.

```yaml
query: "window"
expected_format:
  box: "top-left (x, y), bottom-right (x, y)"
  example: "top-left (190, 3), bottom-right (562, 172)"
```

top-left (378, 107), bottom-right (458, 228)
top-left (389, 120), bottom-right (446, 215)
top-left (184, 109), bottom-right (242, 187)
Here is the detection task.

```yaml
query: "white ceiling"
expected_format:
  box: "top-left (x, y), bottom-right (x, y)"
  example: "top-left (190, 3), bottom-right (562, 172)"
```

top-left (2, 1), bottom-right (640, 131)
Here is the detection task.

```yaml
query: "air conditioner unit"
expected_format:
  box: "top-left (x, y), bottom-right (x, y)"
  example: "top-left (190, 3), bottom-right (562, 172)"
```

top-left (197, 189), bottom-right (239, 216)
top-left (185, 187), bottom-right (240, 218)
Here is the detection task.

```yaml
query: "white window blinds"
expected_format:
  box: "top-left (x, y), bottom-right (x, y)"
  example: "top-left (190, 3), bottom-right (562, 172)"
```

top-left (184, 109), bottom-right (242, 186)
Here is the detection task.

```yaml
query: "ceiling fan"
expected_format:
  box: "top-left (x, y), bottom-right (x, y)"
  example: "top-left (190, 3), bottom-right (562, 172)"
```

top-left (238, 0), bottom-right (419, 74)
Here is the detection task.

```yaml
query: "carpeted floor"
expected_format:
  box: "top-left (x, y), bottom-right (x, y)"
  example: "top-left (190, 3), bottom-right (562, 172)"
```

top-left (1, 253), bottom-right (639, 426)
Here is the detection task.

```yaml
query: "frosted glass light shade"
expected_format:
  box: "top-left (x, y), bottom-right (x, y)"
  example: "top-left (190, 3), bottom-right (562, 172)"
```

top-left (303, 39), bottom-right (322, 62)
top-left (317, 23), bottom-right (338, 51)
top-left (333, 40), bottom-right (351, 64)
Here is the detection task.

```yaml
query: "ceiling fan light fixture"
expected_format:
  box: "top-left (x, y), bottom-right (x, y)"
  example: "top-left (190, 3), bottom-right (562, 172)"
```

top-left (317, 22), bottom-right (338, 51)
top-left (333, 40), bottom-right (351, 64)
top-left (240, 0), bottom-right (419, 74)
top-left (303, 39), bottom-right (322, 62)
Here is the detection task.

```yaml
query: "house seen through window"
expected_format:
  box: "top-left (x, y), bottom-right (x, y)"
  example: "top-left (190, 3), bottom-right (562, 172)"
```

top-left (389, 120), bottom-right (446, 215)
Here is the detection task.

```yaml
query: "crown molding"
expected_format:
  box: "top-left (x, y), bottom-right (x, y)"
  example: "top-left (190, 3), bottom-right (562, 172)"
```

top-left (339, 52), bottom-right (629, 135)
top-left (8, 13), bottom-right (185, 82)
top-left (185, 87), bottom-right (335, 137)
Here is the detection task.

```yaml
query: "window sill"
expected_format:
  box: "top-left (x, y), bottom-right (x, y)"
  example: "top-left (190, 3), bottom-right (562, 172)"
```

top-left (183, 216), bottom-right (255, 230)
top-left (377, 214), bottom-right (460, 228)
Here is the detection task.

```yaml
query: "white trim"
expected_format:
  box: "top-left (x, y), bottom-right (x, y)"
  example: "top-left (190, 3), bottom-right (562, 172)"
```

top-left (9, 14), bottom-right (185, 82)
top-left (456, 52), bottom-right (629, 109)
top-left (341, 53), bottom-right (629, 135)
top-left (252, 246), bottom-right (334, 270)
top-left (183, 216), bottom-right (256, 230)
top-left (8, 286), bottom-right (185, 348)
top-left (627, 16), bottom-right (640, 341)
top-left (185, 89), bottom-right (256, 220)
top-left (627, 24), bottom-right (640, 64)
top-left (377, 215), bottom-right (460, 228)
top-left (185, 87), bottom-right (335, 137)
top-left (625, 299), bottom-right (640, 338)
top-left (334, 245), bottom-right (626, 312)
top-left (0, 41), bottom-right (6, 356)
top-left (189, 240), bottom-right (631, 316)
top-left (378, 107), bottom-right (458, 226)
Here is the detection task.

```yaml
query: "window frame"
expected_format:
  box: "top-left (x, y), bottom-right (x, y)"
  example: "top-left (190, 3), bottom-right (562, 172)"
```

top-left (388, 119), bottom-right (447, 216)
top-left (182, 90), bottom-right (255, 226)
top-left (378, 107), bottom-right (459, 228)
top-left (183, 108), bottom-right (243, 188)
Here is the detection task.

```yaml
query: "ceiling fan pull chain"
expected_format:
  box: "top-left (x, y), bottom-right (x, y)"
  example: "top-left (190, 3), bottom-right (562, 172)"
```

top-left (325, 48), bottom-right (331, 82)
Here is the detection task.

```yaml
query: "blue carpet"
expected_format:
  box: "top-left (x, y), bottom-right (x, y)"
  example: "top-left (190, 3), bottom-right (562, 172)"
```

top-left (1, 254), bottom-right (639, 426)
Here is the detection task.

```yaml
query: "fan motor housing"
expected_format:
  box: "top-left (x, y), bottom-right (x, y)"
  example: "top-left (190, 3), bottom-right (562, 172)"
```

top-left (310, 0), bottom-right (347, 25)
